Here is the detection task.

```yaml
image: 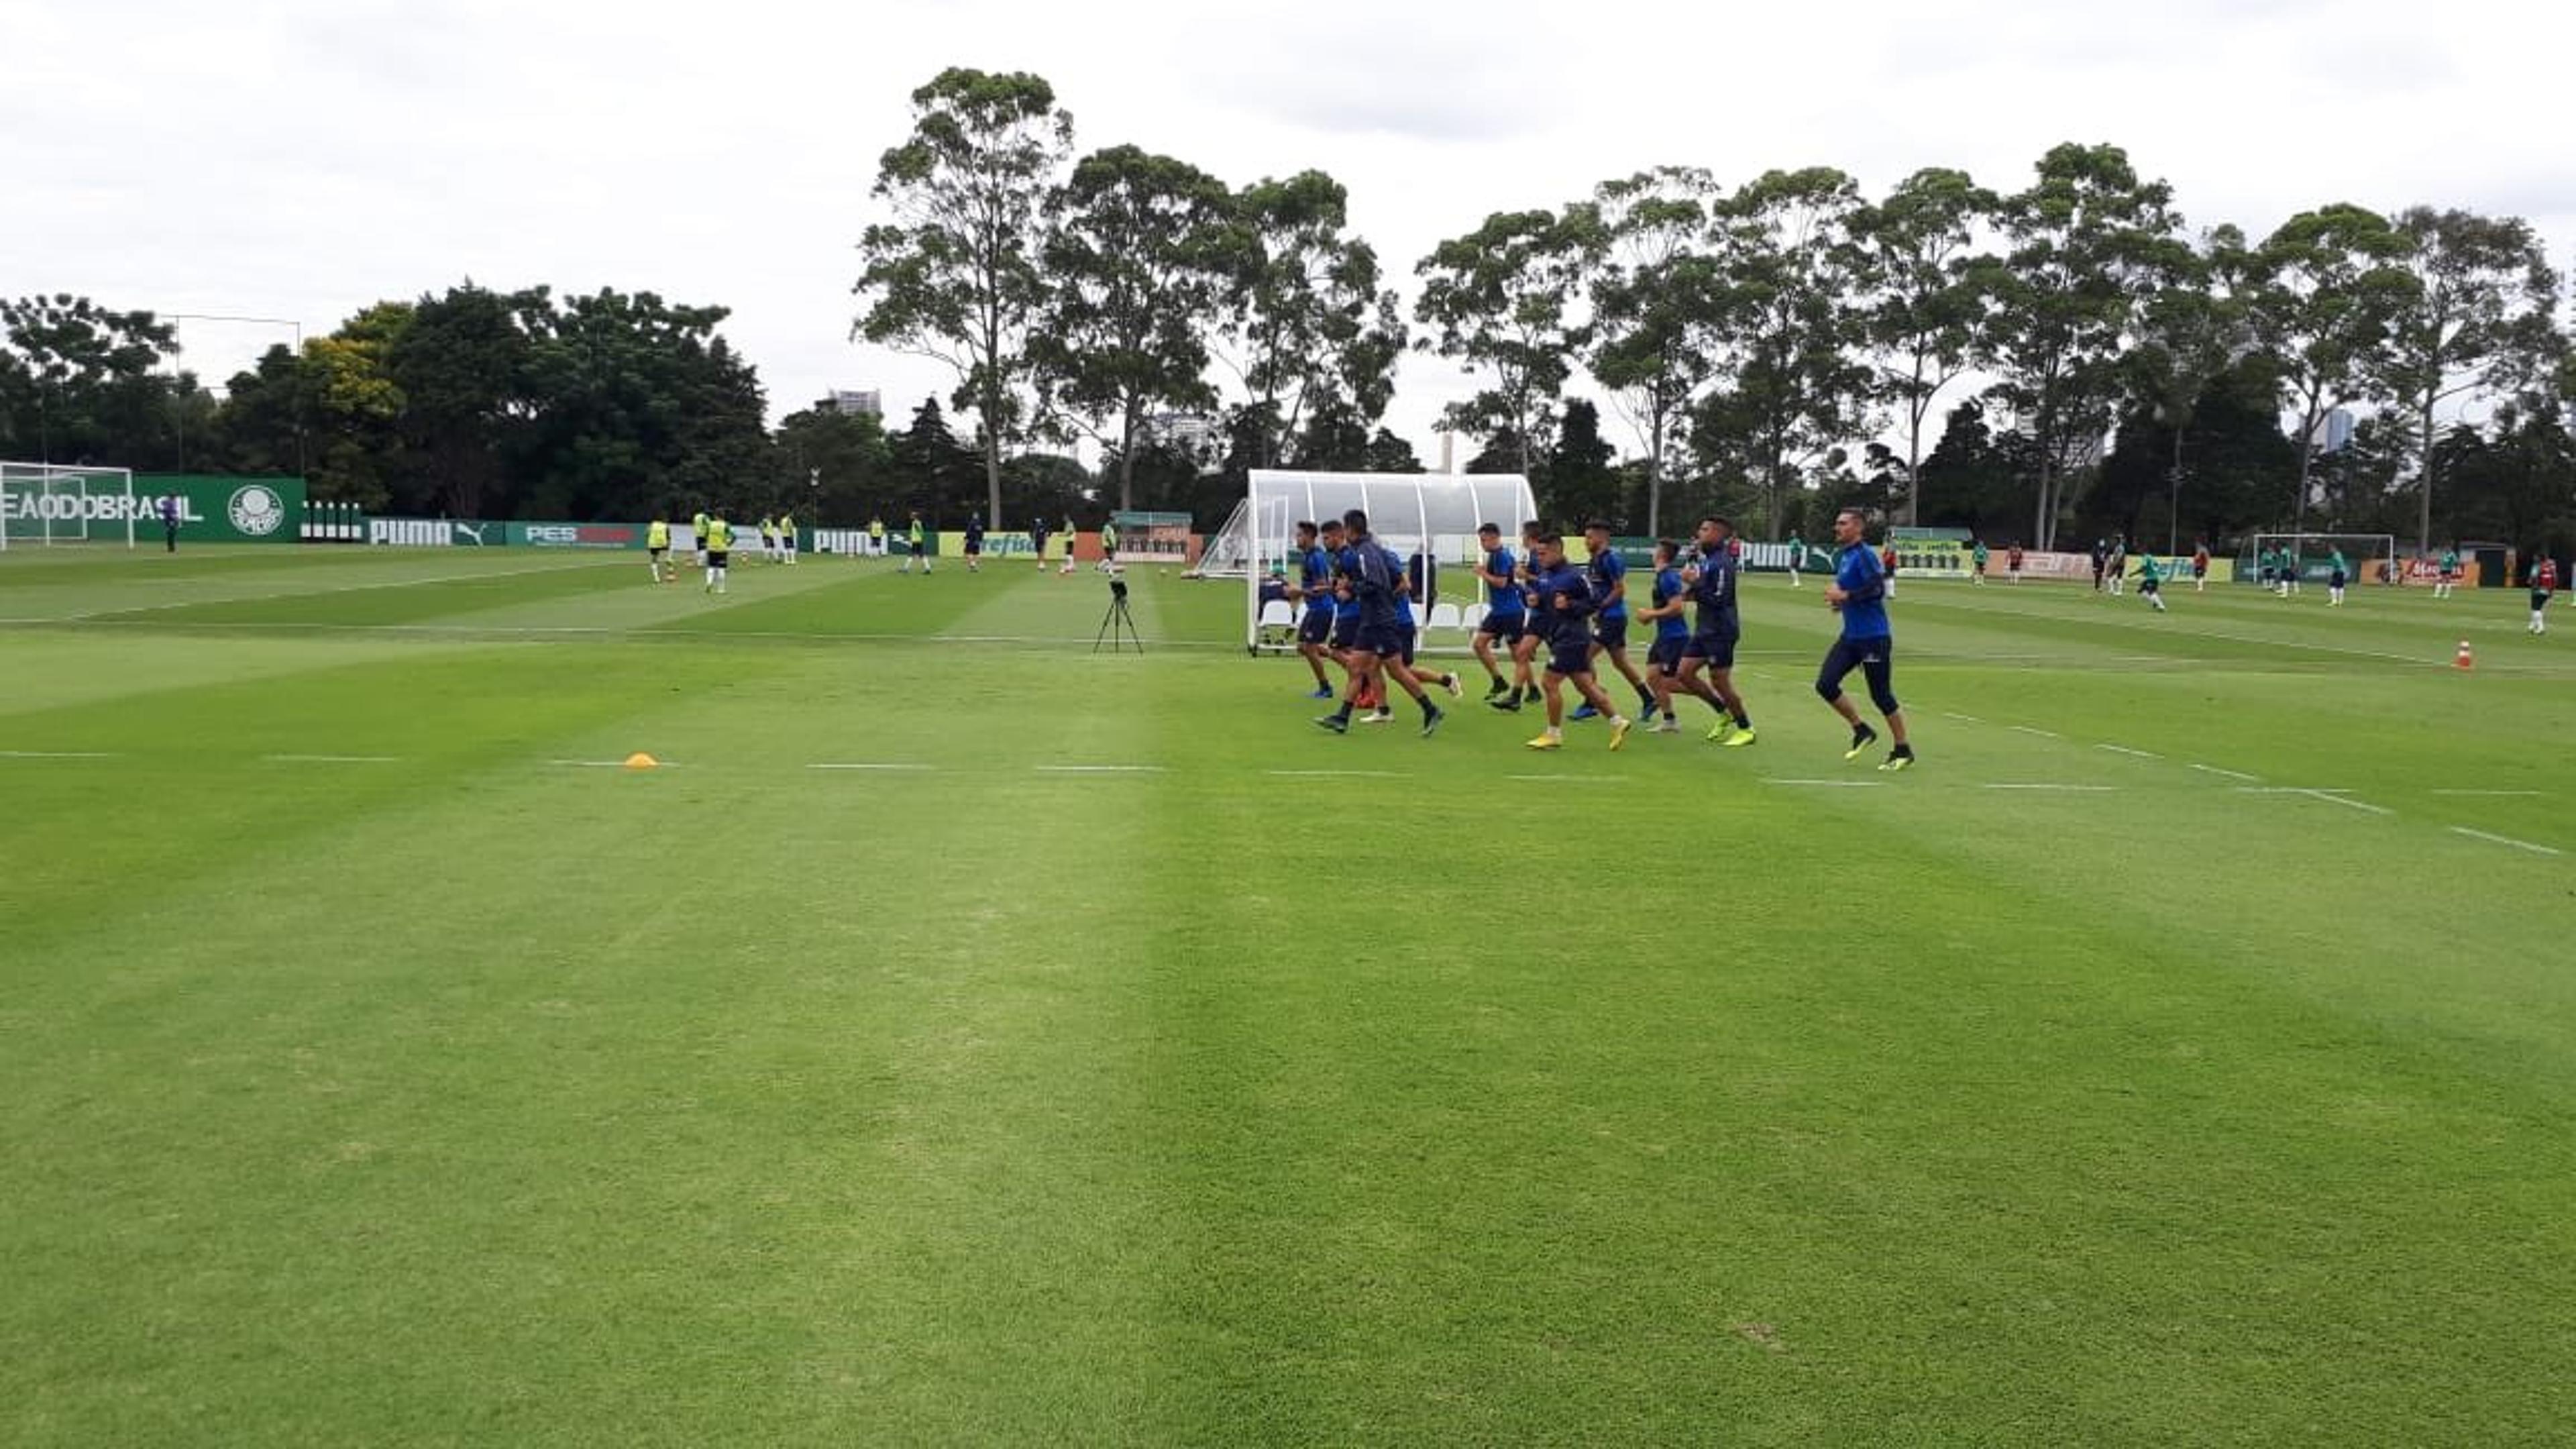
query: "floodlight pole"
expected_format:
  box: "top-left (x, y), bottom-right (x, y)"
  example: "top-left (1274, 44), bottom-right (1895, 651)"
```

top-left (168, 313), bottom-right (307, 478)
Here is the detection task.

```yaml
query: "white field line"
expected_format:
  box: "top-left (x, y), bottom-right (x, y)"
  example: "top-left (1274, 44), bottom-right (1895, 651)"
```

top-left (264, 753), bottom-right (402, 763)
top-left (2190, 763), bottom-right (2261, 783)
top-left (51, 558), bottom-right (624, 621)
top-left (1983, 783), bottom-right (2120, 792)
top-left (2096, 744), bottom-right (2163, 760)
top-left (1760, 778), bottom-right (1885, 788)
top-left (0, 749), bottom-right (119, 759)
top-left (2448, 827), bottom-right (2562, 857)
top-left (2235, 786), bottom-right (2390, 816)
top-left (1940, 711), bottom-right (1983, 723)
top-left (2008, 725), bottom-right (2062, 740)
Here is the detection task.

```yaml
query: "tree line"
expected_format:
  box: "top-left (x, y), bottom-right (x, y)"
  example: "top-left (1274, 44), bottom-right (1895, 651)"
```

top-left (855, 67), bottom-right (2575, 554)
top-left (9, 64), bottom-right (2574, 554)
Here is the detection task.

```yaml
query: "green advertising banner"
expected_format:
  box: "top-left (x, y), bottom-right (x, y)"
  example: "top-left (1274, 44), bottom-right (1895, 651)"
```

top-left (509, 521), bottom-right (649, 550)
top-left (131, 474), bottom-right (309, 544)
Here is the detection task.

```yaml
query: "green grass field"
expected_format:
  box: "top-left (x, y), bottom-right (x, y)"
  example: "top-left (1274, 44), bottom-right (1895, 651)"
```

top-left (3, 543), bottom-right (2571, 1446)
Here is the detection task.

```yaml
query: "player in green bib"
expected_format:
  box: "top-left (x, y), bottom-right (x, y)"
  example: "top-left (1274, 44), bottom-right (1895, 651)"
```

top-left (1971, 539), bottom-right (1990, 586)
top-left (2136, 552), bottom-right (2167, 612)
top-left (2436, 545), bottom-right (2461, 600)
top-left (1785, 531), bottom-right (1806, 588)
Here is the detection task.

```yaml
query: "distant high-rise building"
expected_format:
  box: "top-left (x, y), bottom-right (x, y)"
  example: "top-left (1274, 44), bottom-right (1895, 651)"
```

top-left (827, 390), bottom-right (883, 419)
top-left (1146, 412), bottom-right (1220, 454)
top-left (2312, 407), bottom-right (2355, 455)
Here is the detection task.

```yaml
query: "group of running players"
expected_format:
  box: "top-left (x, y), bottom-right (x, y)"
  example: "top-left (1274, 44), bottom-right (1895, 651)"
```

top-left (1286, 506), bottom-right (1913, 769)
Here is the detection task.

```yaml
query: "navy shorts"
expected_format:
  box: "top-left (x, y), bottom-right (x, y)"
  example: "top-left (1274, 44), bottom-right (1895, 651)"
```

top-left (1817, 634), bottom-right (1898, 714)
top-left (1647, 634), bottom-right (1686, 676)
top-left (1355, 621), bottom-right (1403, 658)
top-left (1682, 631), bottom-right (1737, 669)
top-left (1546, 637), bottom-right (1594, 678)
top-left (2330, 570), bottom-right (2347, 588)
top-left (1593, 616), bottom-right (1629, 652)
top-left (1396, 623), bottom-right (1419, 666)
top-left (2141, 578), bottom-right (2160, 596)
top-left (1330, 613), bottom-right (1359, 650)
top-left (1477, 612), bottom-right (1526, 644)
top-left (1297, 609), bottom-right (1334, 646)
top-left (707, 551), bottom-right (729, 568)
top-left (2534, 590), bottom-right (2554, 610)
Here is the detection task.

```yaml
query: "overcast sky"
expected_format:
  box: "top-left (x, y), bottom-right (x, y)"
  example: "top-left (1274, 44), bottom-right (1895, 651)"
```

top-left (6, 0), bottom-right (2570, 467)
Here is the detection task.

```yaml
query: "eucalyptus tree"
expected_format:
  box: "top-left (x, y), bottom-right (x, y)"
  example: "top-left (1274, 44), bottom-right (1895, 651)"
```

top-left (854, 68), bottom-right (1075, 525)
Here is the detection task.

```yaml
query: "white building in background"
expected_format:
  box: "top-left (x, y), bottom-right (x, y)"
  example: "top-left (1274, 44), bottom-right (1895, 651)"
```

top-left (2312, 407), bottom-right (2355, 454)
top-left (827, 389), bottom-right (883, 419)
top-left (1146, 412), bottom-right (1220, 452)
top-left (1146, 413), bottom-right (1224, 473)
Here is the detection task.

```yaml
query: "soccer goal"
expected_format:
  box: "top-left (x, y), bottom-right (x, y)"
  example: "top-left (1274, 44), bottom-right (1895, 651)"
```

top-left (2242, 532), bottom-right (2397, 589)
top-left (0, 462), bottom-right (140, 550)
top-left (1236, 470), bottom-right (1537, 653)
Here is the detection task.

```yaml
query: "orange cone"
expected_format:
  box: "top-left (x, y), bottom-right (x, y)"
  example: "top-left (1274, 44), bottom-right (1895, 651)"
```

top-left (2454, 640), bottom-right (2474, 672)
top-left (625, 752), bottom-right (661, 769)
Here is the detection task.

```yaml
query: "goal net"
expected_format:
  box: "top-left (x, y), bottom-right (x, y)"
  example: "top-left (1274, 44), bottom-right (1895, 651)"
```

top-left (2241, 533), bottom-right (2397, 589)
top-left (0, 462), bottom-right (139, 549)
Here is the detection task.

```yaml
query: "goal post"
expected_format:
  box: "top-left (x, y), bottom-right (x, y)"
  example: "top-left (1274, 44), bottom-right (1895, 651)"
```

top-left (0, 462), bottom-right (138, 550)
top-left (2241, 532), bottom-right (2398, 588)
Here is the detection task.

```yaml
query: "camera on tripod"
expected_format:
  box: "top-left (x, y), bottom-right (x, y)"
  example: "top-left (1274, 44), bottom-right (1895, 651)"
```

top-left (1095, 575), bottom-right (1140, 653)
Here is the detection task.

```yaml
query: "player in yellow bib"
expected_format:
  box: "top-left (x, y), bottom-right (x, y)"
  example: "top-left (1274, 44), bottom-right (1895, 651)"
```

top-left (703, 515), bottom-right (733, 594)
top-left (777, 511), bottom-right (796, 566)
top-left (902, 512), bottom-right (930, 574)
top-left (647, 517), bottom-right (672, 583)
top-left (692, 510), bottom-right (710, 568)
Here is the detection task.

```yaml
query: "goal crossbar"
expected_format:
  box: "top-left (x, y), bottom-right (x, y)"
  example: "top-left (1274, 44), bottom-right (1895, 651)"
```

top-left (0, 462), bottom-right (139, 550)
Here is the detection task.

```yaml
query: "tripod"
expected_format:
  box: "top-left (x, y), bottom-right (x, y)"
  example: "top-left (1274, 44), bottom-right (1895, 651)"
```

top-left (1095, 579), bottom-right (1142, 653)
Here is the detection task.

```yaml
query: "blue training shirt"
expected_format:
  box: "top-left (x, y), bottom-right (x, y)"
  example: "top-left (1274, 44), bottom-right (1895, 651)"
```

top-left (1537, 561), bottom-right (1596, 645)
top-left (1299, 545), bottom-right (1334, 614)
top-left (1589, 547), bottom-right (1628, 620)
top-left (1835, 543), bottom-right (1892, 640)
top-left (1690, 543), bottom-right (1741, 639)
top-left (1336, 541), bottom-right (1402, 624)
top-left (1652, 566), bottom-right (1690, 641)
top-left (1483, 547), bottom-right (1525, 616)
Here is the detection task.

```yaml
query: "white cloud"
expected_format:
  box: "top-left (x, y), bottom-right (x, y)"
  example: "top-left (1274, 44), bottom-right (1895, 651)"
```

top-left (2, 0), bottom-right (2568, 467)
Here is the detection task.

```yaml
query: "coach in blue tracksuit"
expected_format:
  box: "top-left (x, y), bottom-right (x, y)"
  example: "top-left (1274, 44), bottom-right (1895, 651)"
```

top-left (1817, 506), bottom-right (1916, 772)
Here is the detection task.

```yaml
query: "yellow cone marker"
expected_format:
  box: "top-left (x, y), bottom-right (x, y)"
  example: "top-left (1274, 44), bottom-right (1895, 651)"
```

top-left (625, 752), bottom-right (660, 770)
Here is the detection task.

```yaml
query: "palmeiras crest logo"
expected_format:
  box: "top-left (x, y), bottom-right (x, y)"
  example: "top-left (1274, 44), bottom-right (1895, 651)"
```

top-left (227, 484), bottom-right (286, 537)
